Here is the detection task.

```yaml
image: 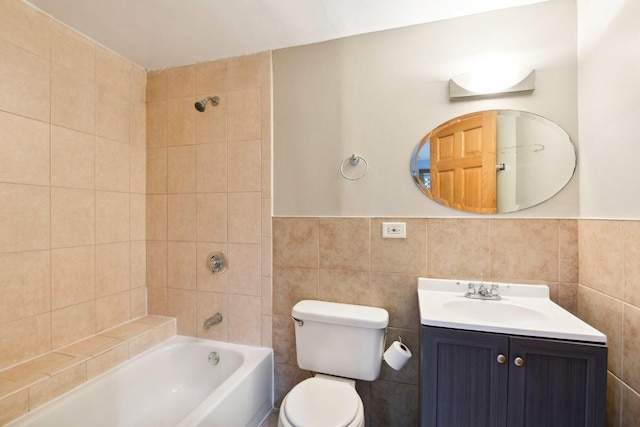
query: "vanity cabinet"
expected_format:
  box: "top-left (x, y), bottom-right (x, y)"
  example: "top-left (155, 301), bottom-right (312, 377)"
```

top-left (420, 326), bottom-right (607, 427)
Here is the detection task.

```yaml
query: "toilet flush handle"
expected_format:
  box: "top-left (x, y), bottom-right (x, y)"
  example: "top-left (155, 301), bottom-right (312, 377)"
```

top-left (292, 316), bottom-right (304, 327)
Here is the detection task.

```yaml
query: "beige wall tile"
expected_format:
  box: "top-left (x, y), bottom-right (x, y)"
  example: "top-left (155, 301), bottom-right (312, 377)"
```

top-left (0, 111), bottom-right (50, 186)
top-left (51, 126), bottom-right (94, 190)
top-left (168, 194), bottom-right (197, 241)
top-left (96, 191), bottom-right (130, 244)
top-left (146, 241), bottom-right (167, 288)
top-left (168, 288), bottom-right (197, 336)
top-left (131, 100), bottom-right (146, 147)
top-left (624, 221), bottom-right (640, 307)
top-left (86, 343), bottom-right (128, 380)
top-left (0, 39), bottom-right (50, 121)
top-left (51, 188), bottom-right (95, 248)
top-left (0, 314), bottom-right (51, 370)
top-left (371, 273), bottom-right (420, 330)
top-left (128, 328), bottom-right (162, 358)
top-left (146, 195), bottom-right (167, 240)
top-left (272, 217), bottom-right (319, 269)
top-left (262, 237), bottom-right (272, 277)
top-left (228, 140), bottom-right (261, 192)
top-left (167, 145), bottom-right (196, 193)
top-left (428, 218), bottom-right (490, 280)
top-left (272, 314), bottom-right (296, 365)
top-left (51, 64), bottom-right (95, 134)
top-left (261, 314), bottom-right (272, 347)
top-left (196, 193), bottom-right (227, 243)
top-left (0, 183), bottom-right (50, 253)
top-left (559, 220), bottom-right (579, 283)
top-left (130, 287), bottom-right (147, 318)
top-left (274, 363), bottom-right (311, 408)
top-left (228, 294), bottom-right (261, 345)
top-left (95, 138), bottom-right (130, 192)
top-left (130, 193), bottom-right (146, 241)
top-left (196, 243), bottom-right (228, 293)
top-left (95, 47), bottom-right (130, 94)
top-left (51, 301), bottom-right (96, 348)
top-left (196, 97), bottom-right (227, 144)
top-left (130, 241), bottom-right (146, 288)
top-left (578, 285), bottom-right (623, 376)
top-left (98, 321), bottom-right (150, 341)
top-left (51, 246), bottom-right (95, 310)
top-left (0, 389), bottom-right (29, 426)
top-left (228, 54), bottom-right (262, 90)
top-left (147, 287), bottom-right (168, 316)
top-left (96, 291), bottom-right (131, 332)
top-left (579, 220), bottom-right (624, 299)
top-left (228, 243), bottom-right (261, 296)
top-left (167, 97), bottom-right (196, 146)
top-left (623, 304), bottom-right (640, 391)
top-left (167, 241), bottom-right (196, 290)
top-left (228, 88), bottom-right (261, 141)
top-left (196, 60), bottom-right (227, 95)
top-left (491, 219), bottom-right (559, 282)
top-left (50, 21), bottom-right (95, 78)
top-left (96, 243), bottom-right (130, 298)
top-left (57, 335), bottom-right (120, 357)
top-left (29, 363), bottom-right (86, 410)
top-left (196, 143), bottom-right (227, 192)
top-left (196, 291), bottom-right (228, 341)
top-left (272, 266), bottom-right (318, 316)
top-left (96, 82), bottom-right (130, 143)
top-left (167, 65), bottom-right (196, 99)
top-left (370, 381), bottom-right (419, 426)
top-left (319, 218), bottom-right (370, 271)
top-left (146, 70), bottom-right (166, 102)
top-left (371, 218), bottom-right (426, 276)
top-left (146, 100), bottom-right (168, 148)
top-left (379, 327), bottom-right (420, 386)
top-left (129, 145), bottom-right (147, 194)
top-left (0, 0), bottom-right (50, 58)
top-left (228, 192), bottom-right (261, 244)
top-left (319, 269), bottom-right (371, 306)
top-left (0, 251), bottom-right (50, 324)
top-left (146, 147), bottom-right (168, 194)
top-left (622, 384), bottom-right (640, 427)
top-left (261, 159), bottom-right (271, 198)
top-left (262, 276), bottom-right (273, 315)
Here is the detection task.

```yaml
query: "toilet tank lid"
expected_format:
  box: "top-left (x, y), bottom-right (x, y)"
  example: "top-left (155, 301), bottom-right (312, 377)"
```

top-left (292, 300), bottom-right (389, 329)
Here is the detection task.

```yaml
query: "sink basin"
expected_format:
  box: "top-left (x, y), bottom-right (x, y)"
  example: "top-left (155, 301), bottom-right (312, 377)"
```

top-left (441, 299), bottom-right (548, 324)
top-left (418, 278), bottom-right (606, 343)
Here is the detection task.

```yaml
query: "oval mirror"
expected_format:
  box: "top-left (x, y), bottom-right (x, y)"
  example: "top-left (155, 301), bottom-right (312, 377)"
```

top-left (411, 110), bottom-right (576, 214)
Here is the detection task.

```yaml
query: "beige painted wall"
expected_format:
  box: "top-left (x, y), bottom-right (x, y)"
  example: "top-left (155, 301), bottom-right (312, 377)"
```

top-left (0, 0), bottom-right (146, 371)
top-left (273, 0), bottom-right (578, 218)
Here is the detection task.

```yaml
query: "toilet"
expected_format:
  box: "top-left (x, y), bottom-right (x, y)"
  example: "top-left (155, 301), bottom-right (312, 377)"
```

top-left (278, 300), bottom-right (389, 427)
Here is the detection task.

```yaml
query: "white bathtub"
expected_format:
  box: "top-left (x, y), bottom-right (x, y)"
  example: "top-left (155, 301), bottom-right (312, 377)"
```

top-left (8, 336), bottom-right (273, 427)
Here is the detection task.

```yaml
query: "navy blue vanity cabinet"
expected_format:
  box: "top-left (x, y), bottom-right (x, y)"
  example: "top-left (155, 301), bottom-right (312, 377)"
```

top-left (420, 326), bottom-right (607, 427)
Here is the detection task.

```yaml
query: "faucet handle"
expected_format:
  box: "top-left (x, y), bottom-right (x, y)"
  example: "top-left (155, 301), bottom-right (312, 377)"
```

top-left (466, 282), bottom-right (476, 294)
top-left (490, 284), bottom-right (500, 295)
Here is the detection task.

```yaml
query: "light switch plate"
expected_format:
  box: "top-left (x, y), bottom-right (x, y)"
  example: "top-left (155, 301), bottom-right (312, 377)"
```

top-left (382, 222), bottom-right (406, 239)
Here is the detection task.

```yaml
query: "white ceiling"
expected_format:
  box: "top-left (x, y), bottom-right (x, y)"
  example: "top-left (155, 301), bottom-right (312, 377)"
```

top-left (24, 0), bottom-right (546, 70)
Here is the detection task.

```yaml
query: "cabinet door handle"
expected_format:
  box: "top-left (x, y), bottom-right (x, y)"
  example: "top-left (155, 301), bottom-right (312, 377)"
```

top-left (514, 357), bottom-right (525, 367)
top-left (497, 354), bottom-right (506, 364)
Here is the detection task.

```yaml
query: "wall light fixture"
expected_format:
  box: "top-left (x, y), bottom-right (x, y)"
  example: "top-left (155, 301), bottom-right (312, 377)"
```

top-left (449, 66), bottom-right (535, 100)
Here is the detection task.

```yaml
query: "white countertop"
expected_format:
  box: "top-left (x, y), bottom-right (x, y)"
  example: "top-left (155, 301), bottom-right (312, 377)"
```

top-left (418, 278), bottom-right (606, 344)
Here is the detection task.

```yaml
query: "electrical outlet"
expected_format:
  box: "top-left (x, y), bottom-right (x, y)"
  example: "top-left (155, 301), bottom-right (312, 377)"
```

top-left (382, 222), bottom-right (406, 239)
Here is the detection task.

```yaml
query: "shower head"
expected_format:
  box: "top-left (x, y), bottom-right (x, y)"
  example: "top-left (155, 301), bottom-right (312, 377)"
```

top-left (194, 96), bottom-right (220, 112)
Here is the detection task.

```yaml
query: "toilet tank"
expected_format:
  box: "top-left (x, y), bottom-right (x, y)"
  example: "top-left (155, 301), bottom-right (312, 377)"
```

top-left (292, 300), bottom-right (389, 381)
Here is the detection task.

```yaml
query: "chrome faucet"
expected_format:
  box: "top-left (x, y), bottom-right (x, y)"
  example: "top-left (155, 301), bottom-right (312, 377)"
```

top-left (463, 281), bottom-right (501, 301)
top-left (203, 313), bottom-right (223, 329)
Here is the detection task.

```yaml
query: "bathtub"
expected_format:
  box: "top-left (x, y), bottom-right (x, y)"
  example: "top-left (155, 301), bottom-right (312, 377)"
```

top-left (8, 336), bottom-right (273, 427)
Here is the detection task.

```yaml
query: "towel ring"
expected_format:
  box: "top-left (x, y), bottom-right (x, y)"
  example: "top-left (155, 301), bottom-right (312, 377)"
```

top-left (340, 154), bottom-right (369, 181)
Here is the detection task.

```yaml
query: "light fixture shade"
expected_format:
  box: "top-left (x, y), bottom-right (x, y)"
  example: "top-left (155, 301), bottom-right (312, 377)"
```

top-left (449, 68), bottom-right (535, 100)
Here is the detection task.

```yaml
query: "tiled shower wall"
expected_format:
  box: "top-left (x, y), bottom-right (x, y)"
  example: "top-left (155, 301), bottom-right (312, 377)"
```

top-left (578, 220), bottom-right (640, 425)
top-left (144, 52), bottom-right (273, 346)
top-left (272, 217), bottom-right (579, 425)
top-left (0, 0), bottom-right (146, 370)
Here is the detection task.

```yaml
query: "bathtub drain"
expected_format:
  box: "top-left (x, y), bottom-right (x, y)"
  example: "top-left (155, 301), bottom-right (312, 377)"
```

top-left (208, 352), bottom-right (220, 366)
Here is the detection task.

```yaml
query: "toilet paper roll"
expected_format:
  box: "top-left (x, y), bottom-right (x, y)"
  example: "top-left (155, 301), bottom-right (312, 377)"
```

top-left (384, 341), bottom-right (412, 371)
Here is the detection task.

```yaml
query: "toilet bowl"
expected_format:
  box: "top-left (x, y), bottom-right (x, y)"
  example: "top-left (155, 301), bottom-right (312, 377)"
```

top-left (278, 375), bottom-right (364, 427)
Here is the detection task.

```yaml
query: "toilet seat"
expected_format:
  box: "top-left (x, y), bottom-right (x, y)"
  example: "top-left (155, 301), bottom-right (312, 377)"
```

top-left (279, 376), bottom-right (364, 427)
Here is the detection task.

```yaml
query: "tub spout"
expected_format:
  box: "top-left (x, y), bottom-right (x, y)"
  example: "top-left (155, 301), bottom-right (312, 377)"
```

top-left (203, 313), bottom-right (223, 329)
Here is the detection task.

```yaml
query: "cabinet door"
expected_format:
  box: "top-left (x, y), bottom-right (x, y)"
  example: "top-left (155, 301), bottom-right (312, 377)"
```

top-left (507, 337), bottom-right (607, 427)
top-left (421, 327), bottom-right (509, 427)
